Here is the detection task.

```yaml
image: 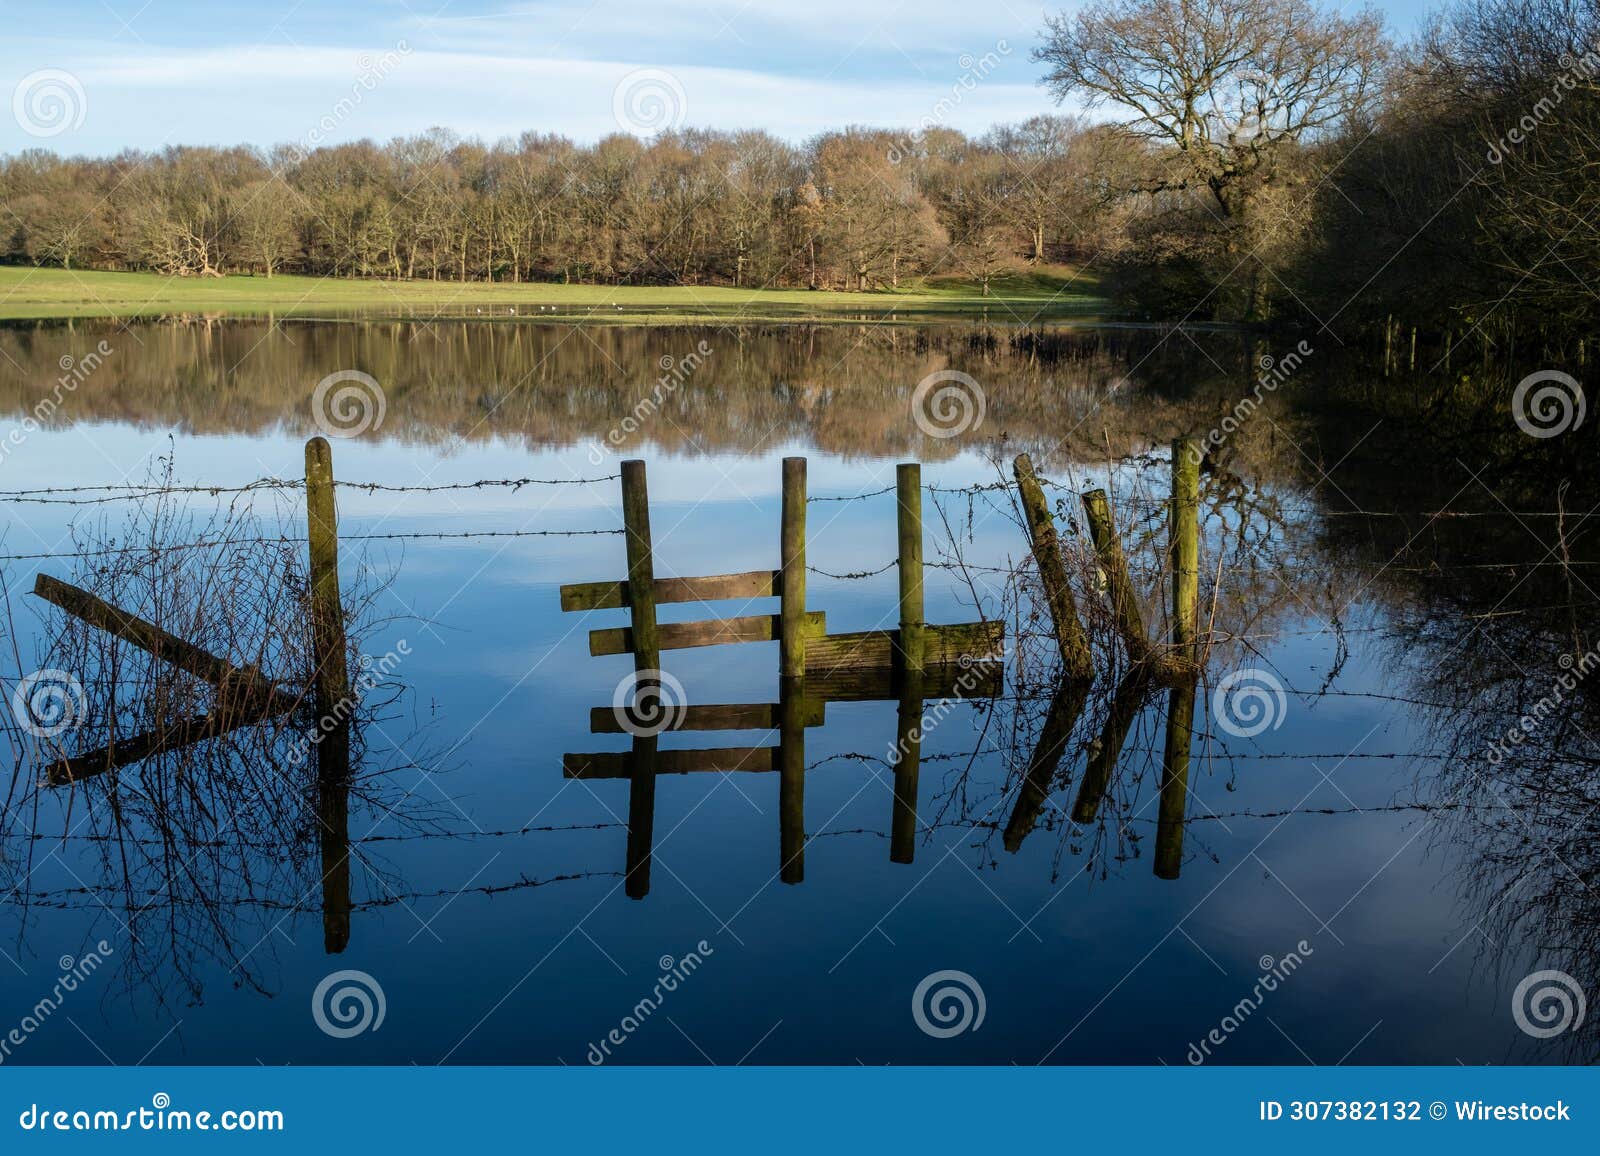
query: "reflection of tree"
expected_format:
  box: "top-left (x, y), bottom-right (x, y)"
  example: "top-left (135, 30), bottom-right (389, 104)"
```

top-left (2, 319), bottom-right (1264, 463)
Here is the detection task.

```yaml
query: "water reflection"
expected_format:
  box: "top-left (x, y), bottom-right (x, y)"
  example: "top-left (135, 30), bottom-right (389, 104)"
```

top-left (0, 318), bottom-right (1595, 1063)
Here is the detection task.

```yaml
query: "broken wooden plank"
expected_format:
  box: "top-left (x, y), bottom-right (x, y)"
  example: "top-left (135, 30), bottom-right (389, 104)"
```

top-left (564, 746), bottom-right (776, 778)
top-left (32, 573), bottom-right (299, 714)
top-left (590, 699), bottom-right (824, 734)
top-left (560, 570), bottom-right (781, 612)
top-left (589, 610), bottom-right (824, 657)
top-left (802, 620), bottom-right (1002, 675)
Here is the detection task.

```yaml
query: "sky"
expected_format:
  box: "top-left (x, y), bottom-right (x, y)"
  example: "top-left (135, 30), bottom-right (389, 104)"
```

top-left (2, 0), bottom-right (1436, 155)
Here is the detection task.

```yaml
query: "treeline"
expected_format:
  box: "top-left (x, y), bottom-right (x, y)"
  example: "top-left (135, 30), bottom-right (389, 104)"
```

top-left (3, 0), bottom-right (1595, 345)
top-left (0, 118), bottom-right (1131, 292)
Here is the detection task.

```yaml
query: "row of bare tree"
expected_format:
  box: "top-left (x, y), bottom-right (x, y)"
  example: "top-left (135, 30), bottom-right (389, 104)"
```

top-left (0, 118), bottom-right (1131, 293)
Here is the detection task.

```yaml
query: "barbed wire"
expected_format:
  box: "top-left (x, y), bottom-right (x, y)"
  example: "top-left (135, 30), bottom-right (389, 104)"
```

top-left (0, 474), bottom-right (620, 506)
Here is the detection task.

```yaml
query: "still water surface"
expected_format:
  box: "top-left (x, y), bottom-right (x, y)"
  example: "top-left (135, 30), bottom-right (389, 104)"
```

top-left (0, 318), bottom-right (1592, 1065)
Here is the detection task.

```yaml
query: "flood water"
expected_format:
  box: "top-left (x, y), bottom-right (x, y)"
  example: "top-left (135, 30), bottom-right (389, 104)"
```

top-left (0, 317), bottom-right (1595, 1066)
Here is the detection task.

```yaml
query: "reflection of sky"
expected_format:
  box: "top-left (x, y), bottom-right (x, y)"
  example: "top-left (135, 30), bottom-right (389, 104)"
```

top-left (2, 0), bottom-right (1437, 153)
top-left (0, 416), bottom-right (1540, 1066)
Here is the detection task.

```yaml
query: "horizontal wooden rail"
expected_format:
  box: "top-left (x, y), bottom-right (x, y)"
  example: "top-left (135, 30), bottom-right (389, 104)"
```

top-left (590, 610), bottom-right (824, 657)
top-left (803, 620), bottom-right (1002, 675)
top-left (565, 746), bottom-right (777, 778)
top-left (561, 570), bottom-right (780, 612)
top-left (590, 699), bottom-right (825, 734)
top-left (804, 662), bottom-right (1003, 703)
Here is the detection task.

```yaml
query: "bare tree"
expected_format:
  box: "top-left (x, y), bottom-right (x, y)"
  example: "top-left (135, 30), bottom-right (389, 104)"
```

top-left (1035, 0), bottom-right (1386, 217)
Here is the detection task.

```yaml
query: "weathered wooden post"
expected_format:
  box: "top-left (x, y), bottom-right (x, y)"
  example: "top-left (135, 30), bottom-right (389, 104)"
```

top-left (306, 438), bottom-right (351, 757)
top-left (1081, 488), bottom-right (1153, 666)
top-left (620, 460), bottom-right (660, 675)
top-left (1154, 679), bottom-right (1197, 880)
top-left (1013, 453), bottom-right (1095, 682)
top-left (890, 669), bottom-right (924, 864)
top-left (896, 463), bottom-right (925, 676)
top-left (778, 679), bottom-right (806, 884)
top-left (1170, 438), bottom-right (1201, 664)
top-left (780, 457), bottom-right (808, 678)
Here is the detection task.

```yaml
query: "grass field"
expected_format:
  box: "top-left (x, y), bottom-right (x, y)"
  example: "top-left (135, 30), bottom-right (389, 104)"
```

top-left (0, 265), bottom-right (1105, 323)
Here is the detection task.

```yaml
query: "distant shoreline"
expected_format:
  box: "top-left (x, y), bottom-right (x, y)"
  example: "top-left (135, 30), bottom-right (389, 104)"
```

top-left (0, 266), bottom-right (1106, 324)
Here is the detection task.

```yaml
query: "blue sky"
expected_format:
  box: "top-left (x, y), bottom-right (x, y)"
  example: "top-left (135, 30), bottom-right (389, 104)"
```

top-left (3, 0), bottom-right (1435, 154)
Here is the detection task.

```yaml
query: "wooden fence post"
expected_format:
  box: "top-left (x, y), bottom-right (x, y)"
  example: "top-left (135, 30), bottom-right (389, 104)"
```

top-left (620, 460), bottom-right (660, 675)
top-left (1170, 438), bottom-right (1201, 664)
top-left (896, 463), bottom-right (925, 676)
top-left (780, 457), bottom-right (808, 678)
top-left (1013, 453), bottom-right (1094, 682)
top-left (305, 437), bottom-right (350, 725)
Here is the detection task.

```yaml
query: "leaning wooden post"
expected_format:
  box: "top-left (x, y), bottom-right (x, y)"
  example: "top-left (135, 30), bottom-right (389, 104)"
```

top-left (1169, 438), bottom-right (1201, 665)
top-left (896, 463), bottom-right (925, 676)
top-left (305, 437), bottom-right (350, 726)
top-left (1013, 454), bottom-right (1094, 682)
top-left (1081, 488), bottom-right (1153, 666)
top-left (620, 460), bottom-right (660, 675)
top-left (780, 457), bottom-right (808, 678)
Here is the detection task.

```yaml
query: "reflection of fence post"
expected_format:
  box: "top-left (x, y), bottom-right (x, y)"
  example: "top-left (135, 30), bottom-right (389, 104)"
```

top-left (1154, 679), bottom-right (1197, 880)
top-left (305, 437), bottom-right (350, 726)
top-left (780, 457), bottom-right (808, 678)
top-left (621, 460), bottom-right (660, 674)
top-left (1013, 453), bottom-right (1094, 682)
top-left (1002, 680), bottom-right (1089, 853)
top-left (1169, 438), bottom-right (1201, 664)
top-left (779, 680), bottom-right (806, 884)
top-left (625, 737), bottom-right (657, 899)
top-left (318, 770), bottom-right (352, 953)
top-left (896, 463), bottom-right (925, 676)
top-left (890, 670), bottom-right (924, 864)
